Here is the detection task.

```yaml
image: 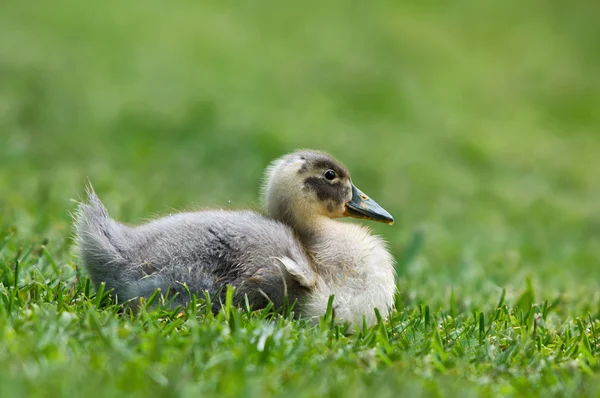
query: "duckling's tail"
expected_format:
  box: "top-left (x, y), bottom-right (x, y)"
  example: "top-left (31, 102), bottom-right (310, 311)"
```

top-left (73, 184), bottom-right (129, 292)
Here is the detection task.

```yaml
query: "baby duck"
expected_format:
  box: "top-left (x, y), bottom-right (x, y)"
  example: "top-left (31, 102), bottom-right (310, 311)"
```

top-left (75, 150), bottom-right (396, 327)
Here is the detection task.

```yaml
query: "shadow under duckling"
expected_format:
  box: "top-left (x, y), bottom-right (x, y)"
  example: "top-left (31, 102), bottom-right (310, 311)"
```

top-left (74, 149), bottom-right (396, 328)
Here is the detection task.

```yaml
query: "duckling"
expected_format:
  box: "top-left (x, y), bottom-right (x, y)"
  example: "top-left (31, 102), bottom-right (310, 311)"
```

top-left (74, 150), bottom-right (396, 327)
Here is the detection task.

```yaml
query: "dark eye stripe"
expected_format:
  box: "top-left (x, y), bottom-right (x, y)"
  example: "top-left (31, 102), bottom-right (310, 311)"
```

top-left (304, 177), bottom-right (349, 203)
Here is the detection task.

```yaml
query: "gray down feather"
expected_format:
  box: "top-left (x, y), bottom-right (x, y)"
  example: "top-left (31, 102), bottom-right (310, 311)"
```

top-left (74, 189), bottom-right (313, 313)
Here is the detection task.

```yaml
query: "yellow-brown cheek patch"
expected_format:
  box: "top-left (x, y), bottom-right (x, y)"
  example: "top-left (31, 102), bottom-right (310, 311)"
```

top-left (326, 200), bottom-right (344, 214)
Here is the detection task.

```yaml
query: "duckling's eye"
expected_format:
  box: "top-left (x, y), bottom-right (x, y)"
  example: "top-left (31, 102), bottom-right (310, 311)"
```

top-left (324, 169), bottom-right (336, 180)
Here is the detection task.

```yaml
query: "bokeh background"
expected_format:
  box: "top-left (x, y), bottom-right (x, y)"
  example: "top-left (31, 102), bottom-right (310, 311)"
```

top-left (1, 0), bottom-right (599, 310)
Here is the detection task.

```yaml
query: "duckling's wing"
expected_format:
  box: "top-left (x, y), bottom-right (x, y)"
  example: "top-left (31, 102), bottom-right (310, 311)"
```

top-left (126, 210), bottom-right (317, 311)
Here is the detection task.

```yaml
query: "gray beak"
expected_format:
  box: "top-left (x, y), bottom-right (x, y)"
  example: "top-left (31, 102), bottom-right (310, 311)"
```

top-left (344, 184), bottom-right (394, 225)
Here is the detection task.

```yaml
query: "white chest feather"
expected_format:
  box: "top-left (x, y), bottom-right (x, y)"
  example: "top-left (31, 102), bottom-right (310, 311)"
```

top-left (302, 223), bottom-right (397, 328)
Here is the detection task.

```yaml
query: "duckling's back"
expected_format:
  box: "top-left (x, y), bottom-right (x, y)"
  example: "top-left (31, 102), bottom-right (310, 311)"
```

top-left (74, 190), bottom-right (315, 312)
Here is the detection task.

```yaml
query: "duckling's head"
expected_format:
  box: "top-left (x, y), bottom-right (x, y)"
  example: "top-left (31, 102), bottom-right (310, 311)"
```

top-left (262, 150), bottom-right (394, 228)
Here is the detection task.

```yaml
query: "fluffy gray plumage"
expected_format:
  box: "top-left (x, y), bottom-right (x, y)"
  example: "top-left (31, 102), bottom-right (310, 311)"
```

top-left (75, 190), bottom-right (312, 312)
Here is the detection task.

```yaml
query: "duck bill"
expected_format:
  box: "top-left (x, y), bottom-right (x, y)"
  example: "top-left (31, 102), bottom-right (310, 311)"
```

top-left (344, 184), bottom-right (394, 225)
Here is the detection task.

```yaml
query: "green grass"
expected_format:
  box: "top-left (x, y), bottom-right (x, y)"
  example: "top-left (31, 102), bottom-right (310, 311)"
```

top-left (1, 0), bottom-right (599, 396)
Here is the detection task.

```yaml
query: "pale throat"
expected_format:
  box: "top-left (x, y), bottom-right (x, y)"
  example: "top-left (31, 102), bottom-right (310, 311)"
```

top-left (267, 198), bottom-right (366, 275)
top-left (266, 198), bottom-right (330, 243)
top-left (288, 213), bottom-right (350, 253)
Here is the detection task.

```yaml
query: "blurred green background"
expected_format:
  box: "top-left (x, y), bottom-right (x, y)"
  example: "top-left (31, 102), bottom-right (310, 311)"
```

top-left (1, 0), bottom-right (599, 309)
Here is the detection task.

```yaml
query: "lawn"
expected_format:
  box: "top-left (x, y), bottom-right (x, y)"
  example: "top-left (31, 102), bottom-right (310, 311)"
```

top-left (1, 0), bottom-right (599, 396)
